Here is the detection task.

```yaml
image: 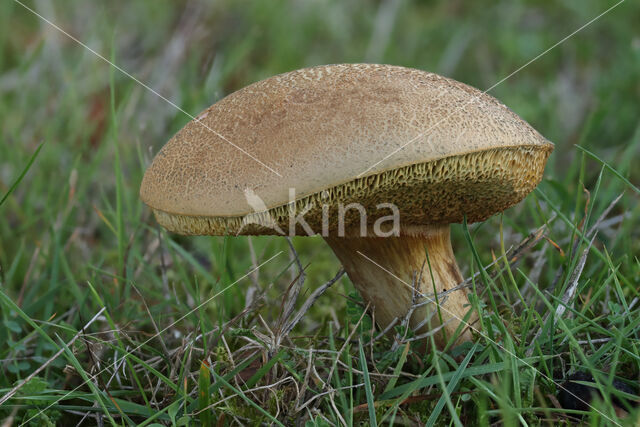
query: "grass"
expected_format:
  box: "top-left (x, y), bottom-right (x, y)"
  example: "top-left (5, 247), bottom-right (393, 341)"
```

top-left (1, 0), bottom-right (640, 425)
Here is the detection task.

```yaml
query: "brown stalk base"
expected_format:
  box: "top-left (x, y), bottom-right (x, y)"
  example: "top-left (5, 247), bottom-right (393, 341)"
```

top-left (325, 225), bottom-right (475, 348)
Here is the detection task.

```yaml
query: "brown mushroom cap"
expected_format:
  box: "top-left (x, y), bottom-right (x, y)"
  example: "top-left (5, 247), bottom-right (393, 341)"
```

top-left (140, 64), bottom-right (553, 235)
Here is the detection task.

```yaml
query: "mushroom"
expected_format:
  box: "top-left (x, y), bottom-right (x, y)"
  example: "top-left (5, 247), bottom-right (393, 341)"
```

top-left (140, 64), bottom-right (553, 348)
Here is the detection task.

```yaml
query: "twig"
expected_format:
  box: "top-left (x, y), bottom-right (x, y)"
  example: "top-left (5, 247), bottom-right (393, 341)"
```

top-left (368, 317), bottom-right (398, 345)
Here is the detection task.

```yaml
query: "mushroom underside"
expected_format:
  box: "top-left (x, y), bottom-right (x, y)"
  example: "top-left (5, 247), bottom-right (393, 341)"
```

top-left (151, 144), bottom-right (551, 236)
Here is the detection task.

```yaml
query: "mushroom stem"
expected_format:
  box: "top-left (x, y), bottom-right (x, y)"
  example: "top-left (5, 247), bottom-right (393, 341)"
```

top-left (324, 225), bottom-right (474, 347)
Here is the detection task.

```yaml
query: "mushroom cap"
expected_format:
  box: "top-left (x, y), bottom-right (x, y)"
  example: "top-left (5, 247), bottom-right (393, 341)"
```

top-left (140, 64), bottom-right (553, 236)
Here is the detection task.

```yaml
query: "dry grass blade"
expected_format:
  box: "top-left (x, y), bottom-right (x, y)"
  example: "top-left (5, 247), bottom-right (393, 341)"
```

top-left (437, 217), bottom-right (554, 298)
top-left (244, 236), bottom-right (261, 308)
top-left (281, 237), bottom-right (307, 325)
top-left (526, 234), bottom-right (597, 356)
top-left (525, 192), bottom-right (624, 355)
top-left (585, 193), bottom-right (624, 238)
top-left (0, 307), bottom-right (106, 405)
top-left (131, 283), bottom-right (171, 358)
top-left (282, 268), bottom-right (345, 338)
top-left (317, 302), bottom-right (371, 401)
top-left (555, 235), bottom-right (597, 319)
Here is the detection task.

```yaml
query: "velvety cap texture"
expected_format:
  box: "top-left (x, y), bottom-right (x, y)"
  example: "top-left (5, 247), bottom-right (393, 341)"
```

top-left (140, 63), bottom-right (553, 235)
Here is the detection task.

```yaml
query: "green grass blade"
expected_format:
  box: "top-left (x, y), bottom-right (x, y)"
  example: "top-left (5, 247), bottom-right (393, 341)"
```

top-left (575, 145), bottom-right (640, 194)
top-left (211, 369), bottom-right (285, 426)
top-left (425, 343), bottom-right (477, 427)
top-left (380, 356), bottom-right (549, 400)
top-left (55, 335), bottom-right (120, 425)
top-left (244, 349), bottom-right (284, 389)
top-left (0, 141), bottom-right (44, 207)
top-left (358, 339), bottom-right (377, 426)
top-left (383, 343), bottom-right (409, 394)
top-left (198, 361), bottom-right (212, 426)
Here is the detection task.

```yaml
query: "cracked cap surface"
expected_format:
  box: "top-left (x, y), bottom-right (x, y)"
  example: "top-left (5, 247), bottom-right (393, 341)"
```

top-left (140, 63), bottom-right (553, 235)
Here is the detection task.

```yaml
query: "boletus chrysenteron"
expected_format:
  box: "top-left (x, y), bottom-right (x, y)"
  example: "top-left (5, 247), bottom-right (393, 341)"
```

top-left (140, 64), bottom-right (553, 348)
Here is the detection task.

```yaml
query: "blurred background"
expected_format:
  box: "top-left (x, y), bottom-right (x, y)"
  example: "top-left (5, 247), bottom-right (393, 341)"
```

top-left (2, 0), bottom-right (638, 255)
top-left (1, 0), bottom-right (639, 424)
top-left (2, 0), bottom-right (638, 293)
